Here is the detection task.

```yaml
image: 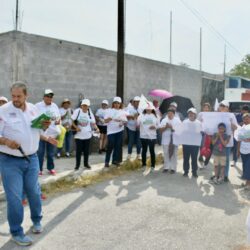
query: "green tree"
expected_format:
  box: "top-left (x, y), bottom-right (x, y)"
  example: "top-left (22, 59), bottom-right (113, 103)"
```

top-left (230, 54), bottom-right (250, 78)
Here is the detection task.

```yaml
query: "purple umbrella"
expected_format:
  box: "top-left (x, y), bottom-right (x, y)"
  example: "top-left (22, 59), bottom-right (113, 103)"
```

top-left (148, 89), bottom-right (173, 99)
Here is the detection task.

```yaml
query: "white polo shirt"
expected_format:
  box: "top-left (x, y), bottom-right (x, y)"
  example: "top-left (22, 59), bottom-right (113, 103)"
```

top-left (0, 102), bottom-right (41, 156)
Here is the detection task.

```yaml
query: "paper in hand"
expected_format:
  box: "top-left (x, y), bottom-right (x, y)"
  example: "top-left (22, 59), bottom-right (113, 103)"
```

top-left (31, 114), bottom-right (51, 129)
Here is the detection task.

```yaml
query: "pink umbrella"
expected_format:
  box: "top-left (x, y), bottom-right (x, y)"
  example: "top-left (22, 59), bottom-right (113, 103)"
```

top-left (148, 89), bottom-right (173, 99)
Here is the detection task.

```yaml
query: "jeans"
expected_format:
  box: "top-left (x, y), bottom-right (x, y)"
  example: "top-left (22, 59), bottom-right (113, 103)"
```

top-left (105, 131), bottom-right (123, 164)
top-left (75, 138), bottom-right (90, 168)
top-left (241, 153), bottom-right (250, 180)
top-left (140, 138), bottom-right (156, 167)
top-left (0, 153), bottom-right (42, 236)
top-left (224, 147), bottom-right (231, 178)
top-left (38, 140), bottom-right (56, 171)
top-left (127, 129), bottom-right (141, 155)
top-left (57, 130), bottom-right (72, 154)
top-left (232, 138), bottom-right (238, 163)
top-left (183, 145), bottom-right (199, 174)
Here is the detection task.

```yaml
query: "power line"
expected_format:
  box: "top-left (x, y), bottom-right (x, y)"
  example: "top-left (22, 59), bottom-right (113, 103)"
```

top-left (178, 0), bottom-right (243, 57)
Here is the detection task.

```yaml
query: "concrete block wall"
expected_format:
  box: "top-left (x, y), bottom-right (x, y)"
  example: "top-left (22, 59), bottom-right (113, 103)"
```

top-left (0, 31), bottom-right (223, 112)
top-left (0, 33), bottom-right (14, 98)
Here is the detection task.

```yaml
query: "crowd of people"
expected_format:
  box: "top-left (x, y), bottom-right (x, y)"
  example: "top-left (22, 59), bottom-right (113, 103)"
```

top-left (0, 82), bottom-right (250, 246)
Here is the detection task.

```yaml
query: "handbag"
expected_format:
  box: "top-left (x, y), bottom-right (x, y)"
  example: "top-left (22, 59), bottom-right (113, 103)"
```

top-left (200, 134), bottom-right (212, 158)
top-left (71, 110), bottom-right (81, 135)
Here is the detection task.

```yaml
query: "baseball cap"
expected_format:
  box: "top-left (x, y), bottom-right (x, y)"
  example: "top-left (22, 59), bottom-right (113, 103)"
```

top-left (113, 97), bottom-right (122, 103)
top-left (187, 107), bottom-right (197, 114)
top-left (102, 100), bottom-right (109, 105)
top-left (167, 108), bottom-right (175, 114)
top-left (44, 89), bottom-right (54, 96)
top-left (243, 113), bottom-right (250, 118)
top-left (145, 102), bottom-right (155, 110)
top-left (81, 99), bottom-right (90, 106)
top-left (219, 100), bottom-right (229, 107)
top-left (170, 102), bottom-right (178, 108)
top-left (0, 96), bottom-right (8, 103)
top-left (133, 96), bottom-right (140, 102)
top-left (62, 98), bottom-right (71, 104)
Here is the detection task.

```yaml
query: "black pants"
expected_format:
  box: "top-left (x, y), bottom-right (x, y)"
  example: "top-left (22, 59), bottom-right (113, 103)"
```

top-left (75, 139), bottom-right (90, 168)
top-left (183, 145), bottom-right (199, 174)
top-left (140, 138), bottom-right (156, 167)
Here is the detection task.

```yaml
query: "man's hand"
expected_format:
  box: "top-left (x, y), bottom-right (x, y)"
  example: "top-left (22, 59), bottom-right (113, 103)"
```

top-left (47, 137), bottom-right (58, 146)
top-left (5, 139), bottom-right (20, 149)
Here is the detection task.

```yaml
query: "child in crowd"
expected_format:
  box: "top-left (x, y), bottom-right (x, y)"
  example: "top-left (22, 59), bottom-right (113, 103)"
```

top-left (211, 123), bottom-right (230, 184)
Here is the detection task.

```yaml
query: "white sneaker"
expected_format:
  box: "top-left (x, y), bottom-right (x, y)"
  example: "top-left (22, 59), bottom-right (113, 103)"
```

top-left (65, 152), bottom-right (70, 157)
top-left (136, 154), bottom-right (141, 160)
top-left (127, 154), bottom-right (131, 160)
top-left (217, 178), bottom-right (223, 184)
top-left (56, 153), bottom-right (61, 158)
top-left (213, 177), bottom-right (219, 185)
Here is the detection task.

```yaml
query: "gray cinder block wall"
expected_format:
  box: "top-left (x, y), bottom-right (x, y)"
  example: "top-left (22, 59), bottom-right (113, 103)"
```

top-left (0, 31), bottom-right (224, 111)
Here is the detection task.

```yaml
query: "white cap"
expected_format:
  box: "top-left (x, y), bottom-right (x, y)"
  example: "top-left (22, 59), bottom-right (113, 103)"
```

top-left (220, 100), bottom-right (229, 107)
top-left (113, 96), bottom-right (122, 103)
top-left (62, 98), bottom-right (71, 103)
top-left (133, 96), bottom-right (140, 102)
top-left (170, 102), bottom-right (178, 108)
top-left (187, 107), bottom-right (197, 114)
top-left (44, 89), bottom-right (54, 95)
top-left (102, 100), bottom-right (109, 105)
top-left (81, 99), bottom-right (90, 106)
top-left (145, 101), bottom-right (155, 110)
top-left (0, 96), bottom-right (8, 103)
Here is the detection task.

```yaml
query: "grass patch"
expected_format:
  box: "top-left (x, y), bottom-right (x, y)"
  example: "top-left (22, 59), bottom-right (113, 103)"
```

top-left (41, 153), bottom-right (164, 196)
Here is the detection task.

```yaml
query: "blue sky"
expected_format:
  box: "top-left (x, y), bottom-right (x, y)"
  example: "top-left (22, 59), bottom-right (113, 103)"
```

top-left (1, 0), bottom-right (249, 74)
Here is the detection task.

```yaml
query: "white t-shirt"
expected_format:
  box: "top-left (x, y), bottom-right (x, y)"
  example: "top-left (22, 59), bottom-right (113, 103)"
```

top-left (35, 101), bottom-right (61, 137)
top-left (240, 141), bottom-right (250, 154)
top-left (71, 108), bottom-right (96, 140)
top-left (160, 116), bottom-right (181, 145)
top-left (137, 113), bottom-right (159, 140)
top-left (60, 107), bottom-right (73, 127)
top-left (0, 102), bottom-right (41, 156)
top-left (105, 108), bottom-right (128, 135)
top-left (95, 108), bottom-right (109, 126)
top-left (239, 125), bottom-right (250, 154)
top-left (126, 106), bottom-right (141, 131)
top-left (35, 101), bottom-right (60, 122)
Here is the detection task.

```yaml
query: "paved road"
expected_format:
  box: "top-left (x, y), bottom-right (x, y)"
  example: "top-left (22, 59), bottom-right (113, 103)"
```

top-left (0, 159), bottom-right (249, 250)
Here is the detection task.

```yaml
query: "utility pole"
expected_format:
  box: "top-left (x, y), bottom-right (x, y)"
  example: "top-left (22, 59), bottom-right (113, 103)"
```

top-left (169, 11), bottom-right (173, 93)
top-left (116, 0), bottom-right (125, 100)
top-left (15, 0), bottom-right (19, 30)
top-left (199, 27), bottom-right (202, 71)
